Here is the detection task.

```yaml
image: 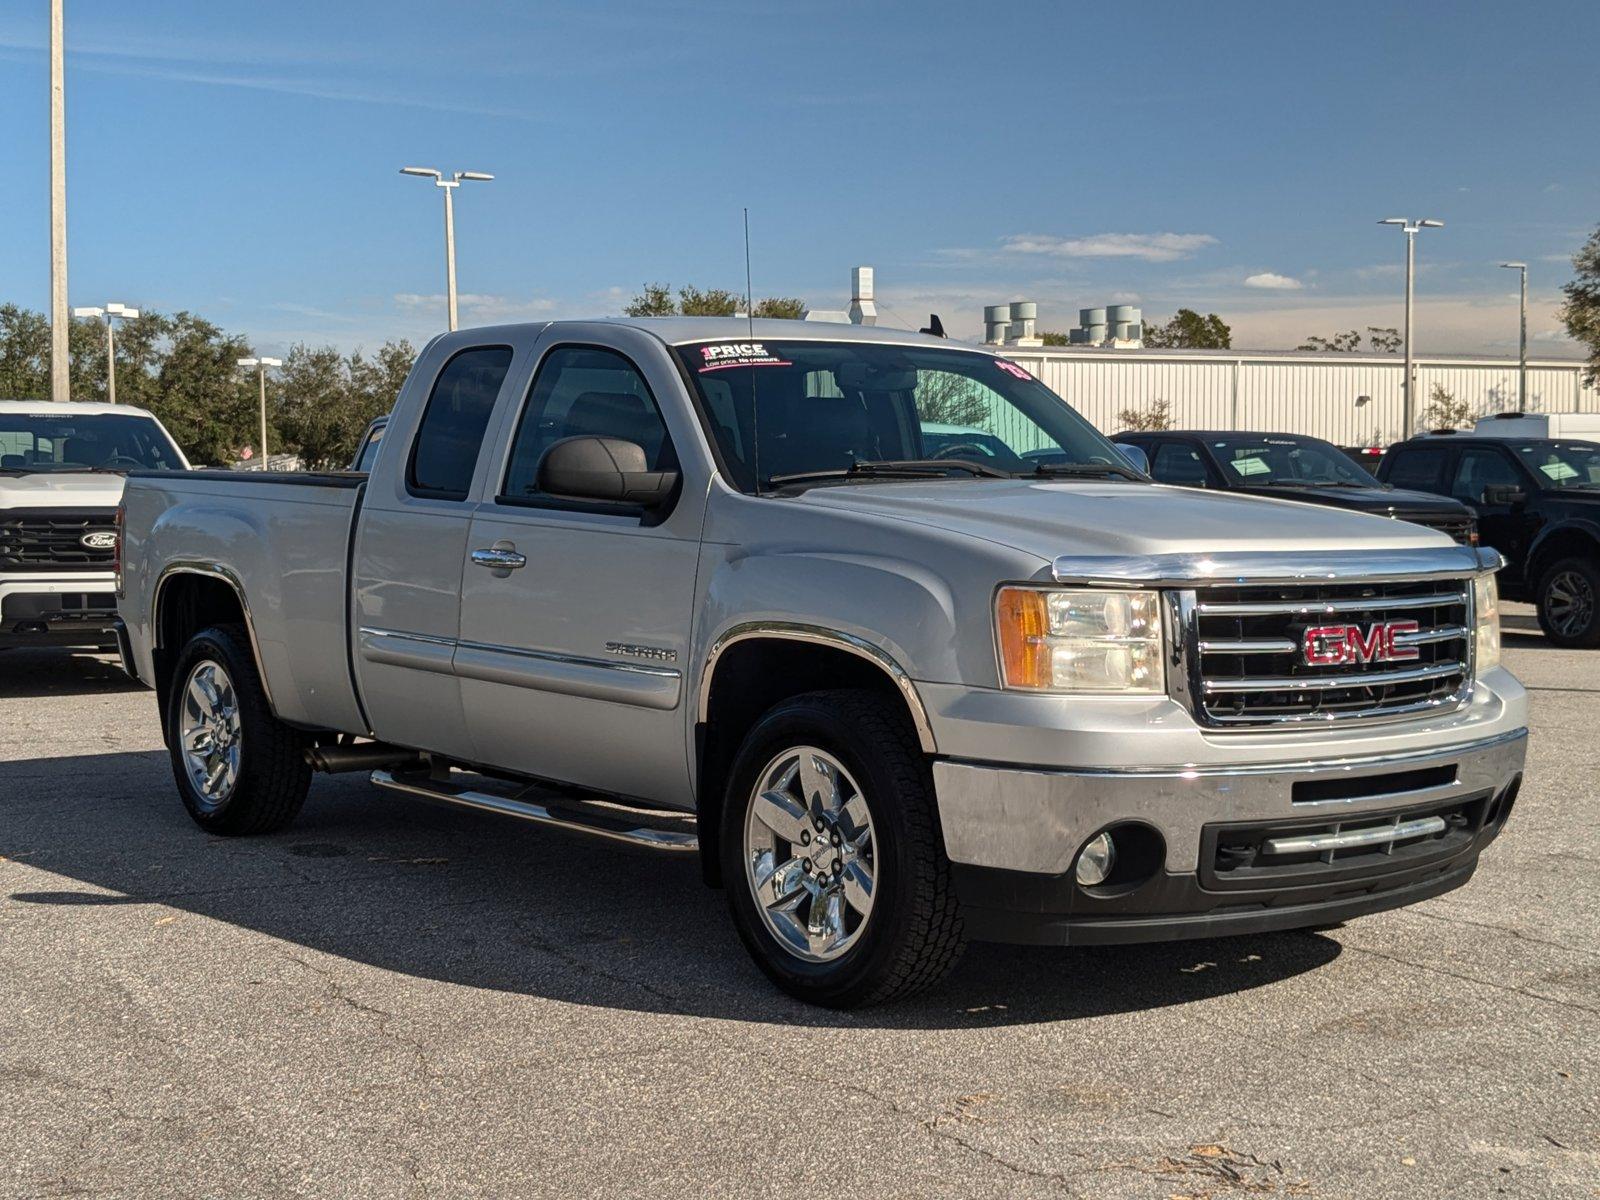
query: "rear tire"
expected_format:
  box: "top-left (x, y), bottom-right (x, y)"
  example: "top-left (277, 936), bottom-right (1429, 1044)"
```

top-left (720, 689), bottom-right (965, 1007)
top-left (165, 623), bottom-right (312, 834)
top-left (1536, 557), bottom-right (1600, 648)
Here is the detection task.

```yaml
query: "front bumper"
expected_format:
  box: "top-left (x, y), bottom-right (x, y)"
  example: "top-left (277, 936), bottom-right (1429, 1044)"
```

top-left (935, 727), bottom-right (1527, 946)
top-left (0, 577), bottom-right (120, 649)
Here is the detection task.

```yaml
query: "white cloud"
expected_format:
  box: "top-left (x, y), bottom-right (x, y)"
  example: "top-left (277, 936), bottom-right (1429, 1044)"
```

top-left (999, 232), bottom-right (1218, 263)
top-left (1243, 272), bottom-right (1304, 291)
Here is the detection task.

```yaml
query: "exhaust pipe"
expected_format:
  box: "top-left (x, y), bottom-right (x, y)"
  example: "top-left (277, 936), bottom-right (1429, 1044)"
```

top-left (306, 742), bottom-right (424, 774)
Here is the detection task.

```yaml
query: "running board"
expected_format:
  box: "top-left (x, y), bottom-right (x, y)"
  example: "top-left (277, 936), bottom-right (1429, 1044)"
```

top-left (369, 768), bottom-right (699, 855)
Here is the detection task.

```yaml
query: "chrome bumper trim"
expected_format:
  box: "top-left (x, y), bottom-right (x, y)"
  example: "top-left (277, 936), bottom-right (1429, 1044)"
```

top-left (1052, 546), bottom-right (1503, 587)
top-left (932, 728), bottom-right (1527, 876)
top-left (1264, 815), bottom-right (1447, 855)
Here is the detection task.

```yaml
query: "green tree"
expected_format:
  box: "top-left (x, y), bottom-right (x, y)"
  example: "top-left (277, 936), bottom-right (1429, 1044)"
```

top-left (1040, 330), bottom-right (1071, 347)
top-left (1116, 398), bottom-right (1173, 431)
top-left (0, 304), bottom-right (51, 399)
top-left (1299, 327), bottom-right (1401, 353)
top-left (1143, 310), bottom-right (1230, 349)
top-left (1422, 383), bottom-right (1474, 431)
top-left (1560, 225), bottom-right (1600, 385)
top-left (623, 283), bottom-right (806, 319)
top-left (1366, 326), bottom-right (1402, 354)
top-left (150, 313), bottom-right (258, 466)
top-left (275, 339), bottom-right (418, 470)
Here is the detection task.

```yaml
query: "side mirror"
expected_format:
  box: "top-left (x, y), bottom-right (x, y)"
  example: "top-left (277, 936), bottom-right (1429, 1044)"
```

top-left (536, 436), bottom-right (678, 507)
top-left (1113, 442), bottom-right (1150, 475)
top-left (1481, 484), bottom-right (1526, 507)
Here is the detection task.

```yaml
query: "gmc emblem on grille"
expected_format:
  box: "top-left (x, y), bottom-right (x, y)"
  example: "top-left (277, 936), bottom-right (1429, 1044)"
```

top-left (80, 531), bottom-right (118, 550)
top-left (1302, 620), bottom-right (1421, 666)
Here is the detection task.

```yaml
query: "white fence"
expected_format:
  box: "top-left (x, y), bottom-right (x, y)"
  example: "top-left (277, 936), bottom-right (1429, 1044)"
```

top-left (1001, 348), bottom-right (1599, 444)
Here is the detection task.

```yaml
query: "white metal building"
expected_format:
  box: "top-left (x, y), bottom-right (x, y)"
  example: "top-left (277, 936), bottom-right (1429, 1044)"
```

top-left (1000, 347), bottom-right (1598, 445)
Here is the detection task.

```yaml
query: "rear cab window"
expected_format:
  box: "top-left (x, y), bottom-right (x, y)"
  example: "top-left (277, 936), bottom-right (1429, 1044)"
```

top-left (1384, 445), bottom-right (1450, 493)
top-left (406, 346), bottom-right (514, 500)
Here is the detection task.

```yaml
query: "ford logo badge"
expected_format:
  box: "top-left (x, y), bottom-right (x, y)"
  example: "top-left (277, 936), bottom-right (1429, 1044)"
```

top-left (81, 531), bottom-right (118, 550)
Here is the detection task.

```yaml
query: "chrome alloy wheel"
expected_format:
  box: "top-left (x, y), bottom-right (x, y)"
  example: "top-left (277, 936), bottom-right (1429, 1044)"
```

top-left (178, 660), bottom-right (242, 806)
top-left (743, 746), bottom-right (877, 963)
top-left (1546, 569), bottom-right (1595, 639)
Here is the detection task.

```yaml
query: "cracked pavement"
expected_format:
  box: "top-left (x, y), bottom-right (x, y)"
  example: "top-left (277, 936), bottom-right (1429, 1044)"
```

top-left (1, 604), bottom-right (1596, 1198)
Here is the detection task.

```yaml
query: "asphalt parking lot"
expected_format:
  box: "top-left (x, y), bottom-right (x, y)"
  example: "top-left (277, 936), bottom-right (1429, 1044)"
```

top-left (2, 603), bottom-right (1595, 1199)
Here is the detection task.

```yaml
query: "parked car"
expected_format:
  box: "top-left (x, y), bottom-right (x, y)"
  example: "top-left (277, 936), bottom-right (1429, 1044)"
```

top-left (1379, 434), bottom-right (1600, 646)
top-left (350, 415), bottom-right (388, 472)
top-left (118, 319), bottom-right (1524, 1007)
top-left (1340, 445), bottom-right (1387, 475)
top-left (1, 400), bottom-right (187, 656)
top-left (1115, 430), bottom-right (1477, 544)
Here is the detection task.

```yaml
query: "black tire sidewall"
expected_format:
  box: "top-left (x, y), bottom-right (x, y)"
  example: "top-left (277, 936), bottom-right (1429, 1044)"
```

top-left (719, 694), bottom-right (930, 1006)
top-left (1537, 557), bottom-right (1600, 648)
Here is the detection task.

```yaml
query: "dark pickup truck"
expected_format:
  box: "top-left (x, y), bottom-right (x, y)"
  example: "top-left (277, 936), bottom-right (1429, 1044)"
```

top-left (1378, 434), bottom-right (1600, 647)
top-left (1115, 430), bottom-right (1478, 545)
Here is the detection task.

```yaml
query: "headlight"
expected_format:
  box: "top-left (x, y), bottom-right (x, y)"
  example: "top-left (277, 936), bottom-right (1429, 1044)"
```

top-left (996, 587), bottom-right (1165, 693)
top-left (1474, 573), bottom-right (1501, 672)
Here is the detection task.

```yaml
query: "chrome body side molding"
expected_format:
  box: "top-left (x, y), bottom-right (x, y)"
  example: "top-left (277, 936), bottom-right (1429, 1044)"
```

top-left (698, 621), bottom-right (937, 754)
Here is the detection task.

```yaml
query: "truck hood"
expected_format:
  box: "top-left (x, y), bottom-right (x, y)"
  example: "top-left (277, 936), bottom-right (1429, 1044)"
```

top-left (791, 479), bottom-right (1455, 561)
top-left (0, 472), bottom-right (127, 509)
top-left (1225, 482), bottom-right (1472, 520)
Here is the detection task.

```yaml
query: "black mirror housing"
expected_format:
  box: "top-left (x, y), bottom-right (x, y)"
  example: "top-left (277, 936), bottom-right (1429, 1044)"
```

top-left (1481, 484), bottom-right (1526, 506)
top-left (536, 436), bottom-right (678, 508)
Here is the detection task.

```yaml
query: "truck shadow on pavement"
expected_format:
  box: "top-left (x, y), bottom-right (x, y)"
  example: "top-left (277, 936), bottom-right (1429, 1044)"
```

top-left (3, 748), bottom-right (1341, 1030)
top-left (0, 649), bottom-right (146, 700)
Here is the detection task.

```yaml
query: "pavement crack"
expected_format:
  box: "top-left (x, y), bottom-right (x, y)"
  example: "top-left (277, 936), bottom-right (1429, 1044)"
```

top-left (1340, 941), bottom-right (1600, 1016)
top-left (1407, 906), bottom-right (1597, 957)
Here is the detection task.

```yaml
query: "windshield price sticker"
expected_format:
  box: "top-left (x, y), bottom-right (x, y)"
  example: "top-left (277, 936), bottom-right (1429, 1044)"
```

top-left (1230, 456), bottom-right (1271, 476)
top-left (698, 343), bottom-right (791, 372)
top-left (995, 360), bottom-right (1032, 380)
top-left (1540, 461), bottom-right (1580, 481)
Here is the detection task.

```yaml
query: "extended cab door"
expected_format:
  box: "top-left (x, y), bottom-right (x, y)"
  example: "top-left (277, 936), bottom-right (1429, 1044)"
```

top-left (351, 340), bottom-right (522, 759)
top-left (1448, 445), bottom-right (1536, 583)
top-left (453, 327), bottom-right (707, 808)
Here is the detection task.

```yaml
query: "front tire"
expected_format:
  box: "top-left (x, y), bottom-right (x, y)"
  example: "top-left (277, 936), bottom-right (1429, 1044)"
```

top-left (720, 689), bottom-right (965, 1007)
top-left (1536, 557), bottom-right (1600, 648)
top-left (165, 623), bottom-right (312, 834)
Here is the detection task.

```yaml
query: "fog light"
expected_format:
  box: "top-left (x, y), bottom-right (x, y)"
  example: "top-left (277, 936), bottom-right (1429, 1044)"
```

top-left (1075, 832), bottom-right (1116, 887)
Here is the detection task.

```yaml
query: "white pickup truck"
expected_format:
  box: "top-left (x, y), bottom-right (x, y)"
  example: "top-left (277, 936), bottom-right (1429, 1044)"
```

top-left (117, 319), bottom-right (1527, 1006)
top-left (1, 400), bottom-right (187, 657)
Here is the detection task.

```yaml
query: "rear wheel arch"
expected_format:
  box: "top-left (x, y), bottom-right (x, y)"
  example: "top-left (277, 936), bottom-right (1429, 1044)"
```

top-left (152, 567), bottom-right (259, 733)
top-left (694, 627), bottom-right (935, 888)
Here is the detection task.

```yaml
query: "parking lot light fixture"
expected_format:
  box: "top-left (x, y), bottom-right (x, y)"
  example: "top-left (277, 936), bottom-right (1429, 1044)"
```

top-left (1378, 218), bottom-right (1444, 438)
top-left (72, 302), bottom-right (141, 404)
top-left (1500, 262), bottom-right (1529, 413)
top-left (237, 356), bottom-right (283, 470)
top-left (400, 166), bottom-right (495, 332)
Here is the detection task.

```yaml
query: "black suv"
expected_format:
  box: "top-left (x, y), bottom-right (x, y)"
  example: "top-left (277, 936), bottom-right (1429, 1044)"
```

top-left (1116, 430), bottom-right (1478, 544)
top-left (1377, 435), bottom-right (1600, 647)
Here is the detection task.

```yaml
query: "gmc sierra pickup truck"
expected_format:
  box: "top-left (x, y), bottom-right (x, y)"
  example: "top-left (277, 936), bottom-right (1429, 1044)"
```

top-left (2, 400), bottom-right (187, 656)
top-left (118, 318), bottom-right (1527, 1007)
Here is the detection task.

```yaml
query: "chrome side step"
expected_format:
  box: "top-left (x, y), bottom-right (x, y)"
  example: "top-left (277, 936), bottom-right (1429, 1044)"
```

top-left (369, 768), bottom-right (699, 855)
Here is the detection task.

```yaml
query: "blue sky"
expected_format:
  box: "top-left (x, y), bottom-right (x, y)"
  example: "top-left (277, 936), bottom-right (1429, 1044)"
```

top-left (0, 0), bottom-right (1595, 357)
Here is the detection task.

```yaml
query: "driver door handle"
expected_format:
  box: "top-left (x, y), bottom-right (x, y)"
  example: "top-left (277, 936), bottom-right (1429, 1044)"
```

top-left (471, 547), bottom-right (527, 570)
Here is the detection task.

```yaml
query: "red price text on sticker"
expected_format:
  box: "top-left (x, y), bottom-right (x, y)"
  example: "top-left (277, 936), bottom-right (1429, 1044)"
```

top-left (996, 361), bottom-right (1032, 380)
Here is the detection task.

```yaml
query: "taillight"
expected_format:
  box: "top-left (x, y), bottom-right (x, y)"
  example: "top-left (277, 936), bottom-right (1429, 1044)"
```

top-left (113, 502), bottom-right (125, 595)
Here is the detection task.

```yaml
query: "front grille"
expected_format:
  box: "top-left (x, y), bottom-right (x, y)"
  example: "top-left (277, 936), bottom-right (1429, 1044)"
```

top-left (1185, 578), bottom-right (1473, 727)
top-left (0, 509), bottom-right (118, 572)
top-left (1409, 514), bottom-right (1477, 545)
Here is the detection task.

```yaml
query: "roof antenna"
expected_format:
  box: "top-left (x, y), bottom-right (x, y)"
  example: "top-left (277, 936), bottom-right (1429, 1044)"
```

top-left (919, 313), bottom-right (947, 338)
top-left (743, 206), bottom-right (762, 496)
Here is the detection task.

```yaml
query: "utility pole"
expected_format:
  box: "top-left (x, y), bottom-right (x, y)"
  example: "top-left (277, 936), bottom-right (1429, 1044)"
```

top-left (237, 357), bottom-right (282, 470)
top-left (1379, 217), bottom-right (1443, 437)
top-left (71, 303), bottom-right (139, 404)
top-left (1500, 262), bottom-right (1528, 412)
top-left (400, 167), bottom-right (494, 331)
top-left (50, 0), bottom-right (70, 403)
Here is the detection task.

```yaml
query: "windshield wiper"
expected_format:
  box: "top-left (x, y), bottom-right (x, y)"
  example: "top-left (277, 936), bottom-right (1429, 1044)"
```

top-left (1030, 461), bottom-right (1142, 482)
top-left (769, 458), bottom-right (1012, 488)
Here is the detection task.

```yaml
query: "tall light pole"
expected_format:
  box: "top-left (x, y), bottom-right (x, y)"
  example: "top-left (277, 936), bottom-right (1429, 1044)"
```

top-left (71, 302), bottom-right (140, 405)
top-left (400, 167), bottom-right (494, 331)
top-left (237, 356), bottom-right (282, 470)
top-left (1379, 217), bottom-right (1444, 437)
top-left (1500, 261), bottom-right (1528, 413)
top-left (50, 0), bottom-right (70, 403)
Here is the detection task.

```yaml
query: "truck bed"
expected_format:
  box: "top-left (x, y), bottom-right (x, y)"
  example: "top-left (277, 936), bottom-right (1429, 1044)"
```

top-left (120, 470), bottom-right (368, 734)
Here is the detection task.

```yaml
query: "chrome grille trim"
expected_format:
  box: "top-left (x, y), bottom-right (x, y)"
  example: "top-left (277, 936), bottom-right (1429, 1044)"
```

top-left (1172, 578), bottom-right (1475, 730)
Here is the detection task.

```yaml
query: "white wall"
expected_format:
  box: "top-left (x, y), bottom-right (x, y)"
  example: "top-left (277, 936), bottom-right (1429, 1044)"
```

top-left (1002, 349), bottom-right (1598, 444)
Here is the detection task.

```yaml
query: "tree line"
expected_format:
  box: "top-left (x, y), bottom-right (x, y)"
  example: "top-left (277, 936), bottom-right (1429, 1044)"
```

top-left (0, 303), bottom-right (415, 469)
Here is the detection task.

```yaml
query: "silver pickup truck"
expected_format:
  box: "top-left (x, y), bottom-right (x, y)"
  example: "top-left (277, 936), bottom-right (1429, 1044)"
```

top-left (117, 318), bottom-right (1527, 1007)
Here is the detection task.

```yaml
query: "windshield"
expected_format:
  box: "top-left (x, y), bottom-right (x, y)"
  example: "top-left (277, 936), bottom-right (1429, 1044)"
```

top-left (1513, 440), bottom-right (1600, 490)
top-left (1207, 435), bottom-right (1374, 487)
top-left (0, 412), bottom-right (184, 473)
top-left (673, 340), bottom-right (1127, 491)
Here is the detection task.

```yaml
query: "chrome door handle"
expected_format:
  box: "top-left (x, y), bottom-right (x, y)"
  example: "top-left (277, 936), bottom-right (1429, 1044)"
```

top-left (471, 547), bottom-right (527, 570)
